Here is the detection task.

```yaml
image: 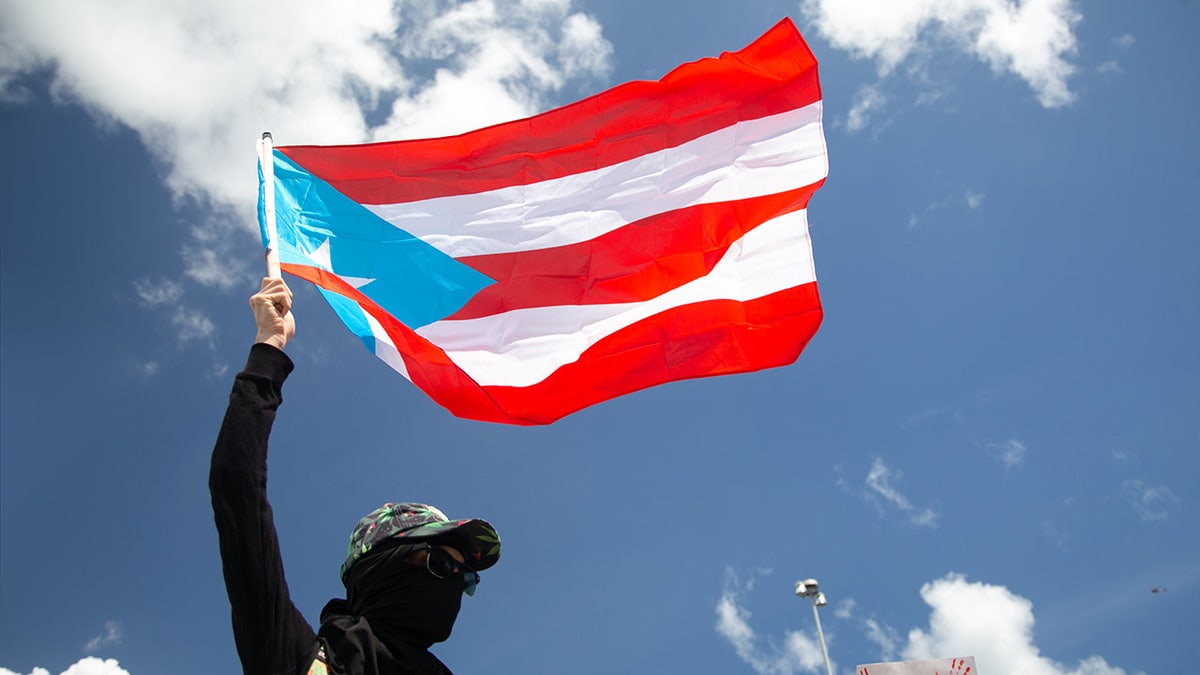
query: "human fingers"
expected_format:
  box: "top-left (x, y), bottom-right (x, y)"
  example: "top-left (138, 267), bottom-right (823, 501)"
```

top-left (253, 277), bottom-right (293, 315)
top-left (251, 278), bottom-right (297, 349)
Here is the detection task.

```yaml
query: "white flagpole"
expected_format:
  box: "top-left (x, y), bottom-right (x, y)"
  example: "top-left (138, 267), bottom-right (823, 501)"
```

top-left (257, 131), bottom-right (281, 279)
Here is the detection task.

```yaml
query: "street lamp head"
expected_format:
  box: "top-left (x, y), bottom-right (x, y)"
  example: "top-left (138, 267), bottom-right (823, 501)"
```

top-left (795, 578), bottom-right (820, 597)
top-left (814, 592), bottom-right (827, 607)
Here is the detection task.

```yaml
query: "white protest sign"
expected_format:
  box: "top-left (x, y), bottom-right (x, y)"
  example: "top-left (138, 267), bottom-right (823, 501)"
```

top-left (856, 656), bottom-right (977, 675)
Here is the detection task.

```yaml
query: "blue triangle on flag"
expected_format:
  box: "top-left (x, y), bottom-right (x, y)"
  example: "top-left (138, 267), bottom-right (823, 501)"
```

top-left (263, 151), bottom-right (495, 329)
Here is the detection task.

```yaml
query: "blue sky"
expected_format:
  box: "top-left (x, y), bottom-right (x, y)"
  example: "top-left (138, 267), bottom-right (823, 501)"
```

top-left (1, 1), bottom-right (1197, 674)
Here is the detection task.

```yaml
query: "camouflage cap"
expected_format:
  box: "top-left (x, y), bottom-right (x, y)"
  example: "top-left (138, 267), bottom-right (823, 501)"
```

top-left (341, 502), bottom-right (501, 582)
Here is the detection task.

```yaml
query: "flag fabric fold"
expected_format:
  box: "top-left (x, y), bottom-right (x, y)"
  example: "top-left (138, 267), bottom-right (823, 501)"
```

top-left (259, 17), bottom-right (828, 425)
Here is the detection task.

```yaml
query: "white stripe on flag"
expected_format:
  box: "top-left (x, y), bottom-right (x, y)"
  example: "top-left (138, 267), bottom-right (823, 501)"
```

top-left (415, 210), bottom-right (816, 387)
top-left (365, 102), bottom-right (827, 258)
top-left (365, 310), bottom-right (411, 381)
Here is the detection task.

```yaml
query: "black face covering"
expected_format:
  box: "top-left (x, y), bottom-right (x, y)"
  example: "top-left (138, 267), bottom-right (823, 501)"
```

top-left (341, 544), bottom-right (465, 650)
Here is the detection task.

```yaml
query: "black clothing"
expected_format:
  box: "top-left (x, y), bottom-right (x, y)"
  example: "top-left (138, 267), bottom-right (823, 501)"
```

top-left (210, 344), bottom-right (454, 675)
top-left (342, 544), bottom-right (465, 649)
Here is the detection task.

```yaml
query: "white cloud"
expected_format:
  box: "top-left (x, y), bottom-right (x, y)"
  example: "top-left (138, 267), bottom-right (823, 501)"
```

top-left (863, 617), bottom-right (902, 661)
top-left (181, 239), bottom-right (247, 293)
top-left (170, 308), bottom-right (217, 347)
top-left (370, 0), bottom-right (611, 142)
top-left (1096, 34), bottom-right (1133, 77)
top-left (845, 83), bottom-right (888, 132)
top-left (901, 574), bottom-right (1137, 675)
top-left (716, 569), bottom-right (830, 675)
top-left (905, 188), bottom-right (985, 228)
top-left (0, 0), bottom-right (613, 339)
top-left (84, 621), bottom-right (123, 653)
top-left (559, 13), bottom-right (613, 80)
top-left (207, 361), bottom-right (232, 380)
top-left (904, 391), bottom-right (992, 426)
top-left (1042, 519), bottom-right (1071, 551)
top-left (133, 278), bottom-right (183, 308)
top-left (135, 275), bottom-right (217, 357)
top-left (964, 188), bottom-right (985, 211)
top-left (799, 0), bottom-right (1080, 110)
top-left (1120, 480), bottom-right (1179, 522)
top-left (988, 438), bottom-right (1025, 467)
top-left (865, 457), bottom-right (939, 527)
top-left (60, 659), bottom-right (129, 675)
top-left (1, 658), bottom-right (129, 675)
top-left (833, 597), bottom-right (857, 620)
top-left (836, 596), bottom-right (901, 662)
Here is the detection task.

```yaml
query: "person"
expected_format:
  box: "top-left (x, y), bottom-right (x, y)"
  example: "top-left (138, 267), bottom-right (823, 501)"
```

top-left (210, 277), bottom-right (501, 675)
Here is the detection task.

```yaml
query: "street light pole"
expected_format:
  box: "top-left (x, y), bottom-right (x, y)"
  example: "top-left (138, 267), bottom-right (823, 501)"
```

top-left (795, 578), bottom-right (833, 675)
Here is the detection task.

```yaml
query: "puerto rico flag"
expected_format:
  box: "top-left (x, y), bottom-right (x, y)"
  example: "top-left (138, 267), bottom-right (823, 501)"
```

top-left (259, 18), bottom-right (827, 425)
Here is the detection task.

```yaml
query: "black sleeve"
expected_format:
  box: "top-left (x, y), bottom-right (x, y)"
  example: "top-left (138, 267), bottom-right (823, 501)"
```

top-left (210, 343), bottom-right (318, 675)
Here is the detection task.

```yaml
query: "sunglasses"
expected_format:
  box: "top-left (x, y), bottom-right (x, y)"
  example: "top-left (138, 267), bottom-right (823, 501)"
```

top-left (419, 544), bottom-right (481, 596)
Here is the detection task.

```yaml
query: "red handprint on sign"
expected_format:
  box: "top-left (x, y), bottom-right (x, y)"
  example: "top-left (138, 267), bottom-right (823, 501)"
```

top-left (936, 658), bottom-right (971, 675)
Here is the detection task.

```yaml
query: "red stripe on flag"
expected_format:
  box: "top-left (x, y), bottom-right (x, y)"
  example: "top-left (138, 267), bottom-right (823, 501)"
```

top-left (473, 283), bottom-right (823, 424)
top-left (448, 182), bottom-right (823, 318)
top-left (277, 19), bottom-right (820, 204)
top-left (280, 262), bottom-right (515, 421)
top-left (282, 261), bottom-right (821, 425)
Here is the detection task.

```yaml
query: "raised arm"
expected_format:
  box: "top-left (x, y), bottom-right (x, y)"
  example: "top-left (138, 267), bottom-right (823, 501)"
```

top-left (210, 278), bottom-right (317, 675)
